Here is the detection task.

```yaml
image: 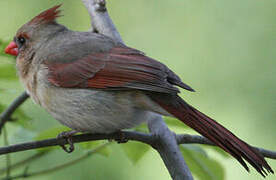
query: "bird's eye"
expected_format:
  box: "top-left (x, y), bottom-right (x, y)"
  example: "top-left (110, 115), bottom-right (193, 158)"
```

top-left (17, 36), bottom-right (26, 48)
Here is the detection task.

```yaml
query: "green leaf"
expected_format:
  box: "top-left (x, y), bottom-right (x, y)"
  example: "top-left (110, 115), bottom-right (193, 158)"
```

top-left (208, 146), bottom-right (229, 158)
top-left (80, 140), bottom-right (111, 157)
top-left (10, 127), bottom-right (36, 144)
top-left (121, 141), bottom-right (150, 164)
top-left (183, 144), bottom-right (208, 157)
top-left (0, 103), bottom-right (5, 112)
top-left (134, 123), bottom-right (148, 132)
top-left (164, 116), bottom-right (189, 130)
top-left (12, 108), bottom-right (32, 129)
top-left (0, 64), bottom-right (17, 80)
top-left (0, 103), bottom-right (32, 129)
top-left (180, 144), bottom-right (225, 180)
top-left (35, 126), bottom-right (71, 140)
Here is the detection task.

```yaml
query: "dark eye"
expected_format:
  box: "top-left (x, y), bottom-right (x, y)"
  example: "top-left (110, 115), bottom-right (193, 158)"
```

top-left (17, 36), bottom-right (26, 47)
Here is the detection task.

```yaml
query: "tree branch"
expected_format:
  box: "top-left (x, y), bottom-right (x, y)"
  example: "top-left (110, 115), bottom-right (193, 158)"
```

top-left (1, 1), bottom-right (274, 179)
top-left (0, 132), bottom-right (275, 159)
top-left (0, 131), bottom-right (153, 155)
top-left (82, 0), bottom-right (124, 44)
top-left (81, 1), bottom-right (194, 179)
top-left (0, 92), bottom-right (29, 134)
top-left (148, 115), bottom-right (194, 180)
top-left (177, 134), bottom-right (276, 160)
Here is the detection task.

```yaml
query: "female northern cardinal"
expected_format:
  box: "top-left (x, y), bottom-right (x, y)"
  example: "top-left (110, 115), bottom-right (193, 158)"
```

top-left (4, 5), bottom-right (273, 176)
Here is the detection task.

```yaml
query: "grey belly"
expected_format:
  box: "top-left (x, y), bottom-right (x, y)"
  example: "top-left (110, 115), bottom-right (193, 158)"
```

top-left (39, 87), bottom-right (154, 133)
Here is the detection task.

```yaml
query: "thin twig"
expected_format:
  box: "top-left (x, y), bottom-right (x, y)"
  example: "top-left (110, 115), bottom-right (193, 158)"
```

top-left (3, 127), bottom-right (11, 178)
top-left (177, 134), bottom-right (214, 145)
top-left (0, 142), bottom-right (111, 180)
top-left (176, 134), bottom-right (276, 160)
top-left (0, 92), bottom-right (29, 134)
top-left (0, 131), bottom-right (153, 156)
top-left (256, 148), bottom-right (276, 160)
top-left (0, 132), bottom-right (274, 159)
top-left (0, 152), bottom-right (46, 174)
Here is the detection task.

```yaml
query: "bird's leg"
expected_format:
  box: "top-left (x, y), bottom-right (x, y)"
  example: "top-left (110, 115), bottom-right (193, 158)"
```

top-left (57, 130), bottom-right (78, 153)
top-left (114, 130), bottom-right (128, 144)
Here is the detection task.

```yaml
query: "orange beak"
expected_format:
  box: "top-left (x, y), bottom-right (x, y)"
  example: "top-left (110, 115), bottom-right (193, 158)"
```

top-left (5, 41), bottom-right (18, 56)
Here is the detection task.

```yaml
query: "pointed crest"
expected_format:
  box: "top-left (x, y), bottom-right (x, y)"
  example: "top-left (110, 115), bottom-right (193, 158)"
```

top-left (28, 4), bottom-right (62, 25)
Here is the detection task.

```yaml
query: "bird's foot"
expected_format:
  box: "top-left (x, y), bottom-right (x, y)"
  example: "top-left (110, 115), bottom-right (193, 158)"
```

top-left (57, 130), bottom-right (78, 153)
top-left (114, 131), bottom-right (128, 144)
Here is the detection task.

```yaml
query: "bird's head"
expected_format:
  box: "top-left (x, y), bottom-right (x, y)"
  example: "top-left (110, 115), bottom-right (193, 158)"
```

top-left (5, 4), bottom-right (64, 57)
top-left (4, 4), bottom-right (66, 79)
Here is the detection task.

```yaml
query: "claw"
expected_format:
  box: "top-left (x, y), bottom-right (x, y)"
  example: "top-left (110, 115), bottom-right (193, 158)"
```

top-left (57, 130), bottom-right (78, 153)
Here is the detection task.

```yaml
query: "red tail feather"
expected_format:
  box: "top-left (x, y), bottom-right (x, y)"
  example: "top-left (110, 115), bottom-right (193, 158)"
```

top-left (150, 94), bottom-right (274, 177)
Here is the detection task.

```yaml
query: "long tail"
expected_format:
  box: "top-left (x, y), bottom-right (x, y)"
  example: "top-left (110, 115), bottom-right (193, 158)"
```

top-left (150, 94), bottom-right (274, 177)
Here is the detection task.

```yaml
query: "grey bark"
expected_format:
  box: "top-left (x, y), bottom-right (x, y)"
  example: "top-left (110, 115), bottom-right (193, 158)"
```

top-left (82, 0), bottom-right (124, 44)
top-left (0, 92), bottom-right (29, 134)
top-left (0, 131), bottom-right (275, 159)
top-left (81, 1), bottom-right (194, 179)
top-left (148, 115), bottom-right (194, 180)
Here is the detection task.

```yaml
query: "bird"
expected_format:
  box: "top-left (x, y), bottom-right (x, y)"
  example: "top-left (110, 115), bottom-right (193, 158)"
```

top-left (4, 5), bottom-right (273, 177)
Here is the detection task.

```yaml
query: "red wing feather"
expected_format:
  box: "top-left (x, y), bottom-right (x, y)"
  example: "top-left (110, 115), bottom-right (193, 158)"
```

top-left (46, 46), bottom-right (194, 93)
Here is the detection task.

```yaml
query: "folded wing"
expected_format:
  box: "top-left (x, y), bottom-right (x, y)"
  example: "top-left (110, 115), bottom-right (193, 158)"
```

top-left (45, 46), bottom-right (194, 93)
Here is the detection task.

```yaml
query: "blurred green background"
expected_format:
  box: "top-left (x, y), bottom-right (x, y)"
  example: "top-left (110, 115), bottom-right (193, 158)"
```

top-left (0, 0), bottom-right (275, 179)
